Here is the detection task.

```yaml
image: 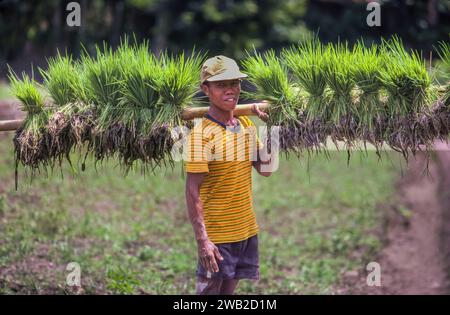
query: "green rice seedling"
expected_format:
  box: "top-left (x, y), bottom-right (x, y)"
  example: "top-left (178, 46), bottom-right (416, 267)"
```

top-left (283, 38), bottom-right (327, 120)
top-left (119, 42), bottom-right (160, 134)
top-left (82, 44), bottom-right (123, 113)
top-left (436, 41), bottom-right (450, 73)
top-left (323, 41), bottom-right (356, 124)
top-left (69, 60), bottom-right (96, 148)
top-left (155, 51), bottom-right (203, 129)
top-left (322, 41), bottom-right (359, 154)
top-left (351, 41), bottom-right (386, 152)
top-left (41, 52), bottom-right (82, 108)
top-left (114, 41), bottom-right (162, 169)
top-left (40, 52), bottom-right (86, 168)
top-left (435, 41), bottom-right (449, 106)
top-left (81, 42), bottom-right (127, 162)
top-left (242, 49), bottom-right (302, 153)
top-left (148, 50), bottom-right (203, 169)
top-left (380, 36), bottom-right (431, 117)
top-left (242, 49), bottom-right (299, 126)
top-left (94, 39), bottom-right (139, 167)
top-left (379, 36), bottom-right (432, 158)
top-left (282, 38), bottom-right (330, 152)
top-left (9, 70), bottom-right (50, 187)
top-left (423, 41), bottom-right (450, 140)
top-left (352, 41), bottom-right (384, 128)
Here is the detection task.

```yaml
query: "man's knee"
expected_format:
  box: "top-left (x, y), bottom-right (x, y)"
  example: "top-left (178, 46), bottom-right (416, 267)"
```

top-left (196, 276), bottom-right (223, 295)
top-left (220, 279), bottom-right (239, 295)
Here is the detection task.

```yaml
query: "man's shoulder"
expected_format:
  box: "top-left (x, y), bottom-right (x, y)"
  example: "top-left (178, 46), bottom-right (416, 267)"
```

top-left (190, 117), bottom-right (221, 132)
top-left (237, 115), bottom-right (255, 128)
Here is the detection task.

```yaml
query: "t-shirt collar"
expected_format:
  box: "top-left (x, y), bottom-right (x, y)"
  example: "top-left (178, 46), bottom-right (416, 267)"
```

top-left (204, 113), bottom-right (241, 133)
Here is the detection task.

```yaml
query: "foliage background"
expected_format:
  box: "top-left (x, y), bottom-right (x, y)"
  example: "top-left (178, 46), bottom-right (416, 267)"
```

top-left (1, 0), bottom-right (449, 81)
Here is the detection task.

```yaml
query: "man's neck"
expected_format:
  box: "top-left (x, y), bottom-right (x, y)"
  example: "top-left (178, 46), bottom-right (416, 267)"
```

top-left (207, 105), bottom-right (236, 126)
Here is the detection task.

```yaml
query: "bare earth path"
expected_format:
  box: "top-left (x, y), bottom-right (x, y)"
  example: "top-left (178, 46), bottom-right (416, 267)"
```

top-left (339, 141), bottom-right (450, 294)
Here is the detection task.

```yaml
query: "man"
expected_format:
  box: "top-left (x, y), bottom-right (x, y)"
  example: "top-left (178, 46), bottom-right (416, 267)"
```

top-left (184, 55), bottom-right (272, 295)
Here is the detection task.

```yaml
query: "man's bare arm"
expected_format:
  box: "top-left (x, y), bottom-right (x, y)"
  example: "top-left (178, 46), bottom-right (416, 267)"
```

top-left (185, 172), bottom-right (223, 274)
top-left (253, 149), bottom-right (272, 177)
top-left (251, 103), bottom-right (272, 177)
top-left (185, 172), bottom-right (208, 242)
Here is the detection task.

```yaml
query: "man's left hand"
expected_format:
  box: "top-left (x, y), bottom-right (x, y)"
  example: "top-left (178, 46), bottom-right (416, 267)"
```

top-left (251, 102), bottom-right (269, 123)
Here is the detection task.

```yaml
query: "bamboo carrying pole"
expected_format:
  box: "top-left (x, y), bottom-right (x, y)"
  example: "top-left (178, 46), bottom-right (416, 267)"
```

top-left (0, 102), bottom-right (270, 132)
top-left (181, 102), bottom-right (268, 120)
top-left (0, 119), bottom-right (22, 132)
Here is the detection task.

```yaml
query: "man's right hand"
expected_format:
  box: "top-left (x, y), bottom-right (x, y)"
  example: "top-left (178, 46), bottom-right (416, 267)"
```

top-left (197, 239), bottom-right (223, 274)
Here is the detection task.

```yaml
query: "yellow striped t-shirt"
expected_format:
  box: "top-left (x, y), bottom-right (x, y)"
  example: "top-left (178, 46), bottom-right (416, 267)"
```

top-left (184, 115), bottom-right (261, 244)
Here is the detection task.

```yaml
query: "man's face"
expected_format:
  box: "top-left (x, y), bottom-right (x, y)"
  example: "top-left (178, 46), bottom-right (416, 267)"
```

top-left (201, 79), bottom-right (241, 111)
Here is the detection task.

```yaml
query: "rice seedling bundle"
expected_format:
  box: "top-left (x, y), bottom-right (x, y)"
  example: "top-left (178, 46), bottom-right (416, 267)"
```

top-left (323, 42), bottom-right (356, 122)
top-left (241, 49), bottom-right (302, 153)
top-left (84, 40), bottom-right (156, 169)
top-left (80, 43), bottom-right (127, 162)
top-left (149, 51), bottom-right (203, 169)
top-left (436, 41), bottom-right (450, 106)
top-left (243, 37), bottom-right (449, 159)
top-left (8, 36), bottom-right (449, 183)
top-left (425, 41), bottom-right (450, 143)
top-left (351, 41), bottom-right (386, 151)
top-left (9, 71), bottom-right (50, 186)
top-left (114, 41), bottom-right (162, 169)
top-left (377, 37), bottom-right (433, 157)
top-left (282, 39), bottom-right (329, 152)
top-left (40, 52), bottom-right (90, 170)
top-left (380, 37), bottom-right (431, 117)
top-left (9, 39), bottom-right (204, 181)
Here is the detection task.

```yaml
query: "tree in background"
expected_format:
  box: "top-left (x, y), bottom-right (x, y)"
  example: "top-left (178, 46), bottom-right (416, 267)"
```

top-left (0, 0), bottom-right (448, 80)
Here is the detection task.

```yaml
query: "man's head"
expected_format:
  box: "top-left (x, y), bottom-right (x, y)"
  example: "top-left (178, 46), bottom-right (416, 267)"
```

top-left (200, 55), bottom-right (247, 111)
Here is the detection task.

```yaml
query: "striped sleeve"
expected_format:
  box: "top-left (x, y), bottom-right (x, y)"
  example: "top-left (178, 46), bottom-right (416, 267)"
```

top-left (184, 127), bottom-right (209, 173)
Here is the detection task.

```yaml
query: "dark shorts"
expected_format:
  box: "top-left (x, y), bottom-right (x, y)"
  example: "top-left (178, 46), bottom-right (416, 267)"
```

top-left (196, 234), bottom-right (259, 280)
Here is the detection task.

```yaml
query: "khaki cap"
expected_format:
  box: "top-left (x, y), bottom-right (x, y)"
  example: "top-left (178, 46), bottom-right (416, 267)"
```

top-left (200, 55), bottom-right (247, 84)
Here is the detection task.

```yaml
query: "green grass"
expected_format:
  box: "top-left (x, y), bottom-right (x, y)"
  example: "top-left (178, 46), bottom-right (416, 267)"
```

top-left (0, 128), bottom-right (403, 294)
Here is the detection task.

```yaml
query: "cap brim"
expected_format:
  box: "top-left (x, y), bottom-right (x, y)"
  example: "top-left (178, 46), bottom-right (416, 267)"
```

top-left (206, 70), bottom-right (248, 82)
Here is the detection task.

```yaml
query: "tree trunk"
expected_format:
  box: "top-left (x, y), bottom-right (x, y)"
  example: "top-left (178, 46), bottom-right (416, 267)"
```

top-left (427, 0), bottom-right (438, 26)
top-left (152, 2), bottom-right (172, 57)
